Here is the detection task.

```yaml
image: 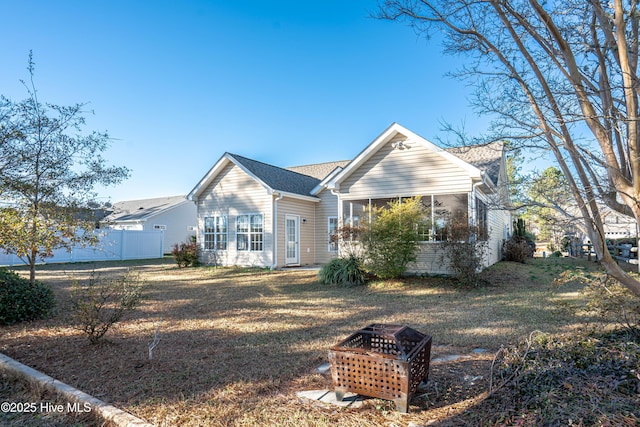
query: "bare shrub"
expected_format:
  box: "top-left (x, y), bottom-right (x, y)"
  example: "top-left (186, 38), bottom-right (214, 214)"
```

top-left (440, 216), bottom-right (489, 287)
top-left (585, 277), bottom-right (640, 338)
top-left (554, 269), bottom-right (640, 338)
top-left (69, 270), bottom-right (143, 344)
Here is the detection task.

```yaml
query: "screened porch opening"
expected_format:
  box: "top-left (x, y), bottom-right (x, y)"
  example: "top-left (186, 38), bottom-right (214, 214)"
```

top-left (340, 194), bottom-right (483, 242)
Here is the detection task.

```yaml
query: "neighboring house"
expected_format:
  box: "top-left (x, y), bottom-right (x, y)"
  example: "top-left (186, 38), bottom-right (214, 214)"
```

top-left (601, 210), bottom-right (637, 240)
top-left (187, 123), bottom-right (512, 274)
top-left (102, 195), bottom-right (197, 254)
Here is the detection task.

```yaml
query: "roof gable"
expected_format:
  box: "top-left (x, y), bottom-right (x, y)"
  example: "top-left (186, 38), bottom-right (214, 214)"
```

top-left (327, 123), bottom-right (484, 190)
top-left (188, 125), bottom-right (505, 202)
top-left (188, 153), bottom-right (341, 201)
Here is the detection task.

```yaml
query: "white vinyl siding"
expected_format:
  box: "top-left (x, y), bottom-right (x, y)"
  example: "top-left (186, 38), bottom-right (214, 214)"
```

top-left (275, 196), bottom-right (316, 266)
top-left (339, 141), bottom-right (473, 198)
top-left (314, 189), bottom-right (340, 264)
top-left (487, 206), bottom-right (510, 265)
top-left (196, 162), bottom-right (272, 266)
top-left (330, 139), bottom-right (506, 274)
top-left (112, 201), bottom-right (196, 253)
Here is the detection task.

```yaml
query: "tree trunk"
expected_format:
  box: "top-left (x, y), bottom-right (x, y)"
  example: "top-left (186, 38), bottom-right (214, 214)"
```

top-left (29, 249), bottom-right (37, 286)
top-left (600, 252), bottom-right (640, 297)
top-left (589, 219), bottom-right (640, 298)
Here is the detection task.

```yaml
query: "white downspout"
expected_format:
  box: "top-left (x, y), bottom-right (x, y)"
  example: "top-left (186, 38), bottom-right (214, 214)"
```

top-left (331, 189), bottom-right (342, 223)
top-left (271, 192), bottom-right (284, 269)
top-left (331, 189), bottom-right (342, 256)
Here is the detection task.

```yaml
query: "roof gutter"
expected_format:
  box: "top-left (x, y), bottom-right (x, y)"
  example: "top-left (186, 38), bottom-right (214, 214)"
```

top-left (270, 190), bottom-right (320, 203)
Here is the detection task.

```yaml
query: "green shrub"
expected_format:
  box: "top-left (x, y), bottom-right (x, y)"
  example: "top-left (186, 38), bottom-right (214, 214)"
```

top-left (318, 256), bottom-right (366, 286)
top-left (172, 236), bottom-right (200, 268)
top-left (70, 269), bottom-right (143, 344)
top-left (0, 267), bottom-right (56, 325)
top-left (360, 197), bottom-right (424, 279)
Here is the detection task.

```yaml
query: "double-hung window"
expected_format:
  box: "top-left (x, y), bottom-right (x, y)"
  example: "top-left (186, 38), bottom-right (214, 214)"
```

top-left (237, 214), bottom-right (263, 251)
top-left (204, 216), bottom-right (228, 250)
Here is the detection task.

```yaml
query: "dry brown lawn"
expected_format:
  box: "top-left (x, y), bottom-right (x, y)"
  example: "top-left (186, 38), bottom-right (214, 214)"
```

top-left (0, 257), bottom-right (596, 426)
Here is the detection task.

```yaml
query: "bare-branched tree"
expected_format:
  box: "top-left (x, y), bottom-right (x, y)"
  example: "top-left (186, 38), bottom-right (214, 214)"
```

top-left (378, 0), bottom-right (640, 296)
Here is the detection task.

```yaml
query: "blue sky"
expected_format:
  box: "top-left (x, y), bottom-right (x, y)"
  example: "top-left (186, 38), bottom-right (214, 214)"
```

top-left (1, 0), bottom-right (491, 203)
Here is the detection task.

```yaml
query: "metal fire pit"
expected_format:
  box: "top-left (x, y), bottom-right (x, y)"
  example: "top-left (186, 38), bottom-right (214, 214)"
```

top-left (328, 324), bottom-right (432, 413)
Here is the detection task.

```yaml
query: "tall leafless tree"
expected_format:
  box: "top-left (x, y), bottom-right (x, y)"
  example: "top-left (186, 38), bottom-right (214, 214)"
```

top-left (378, 0), bottom-right (640, 297)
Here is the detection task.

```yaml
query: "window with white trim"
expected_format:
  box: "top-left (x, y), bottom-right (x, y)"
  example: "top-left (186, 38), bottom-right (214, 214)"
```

top-left (237, 214), bottom-right (263, 251)
top-left (204, 216), bottom-right (228, 250)
top-left (476, 197), bottom-right (488, 240)
top-left (328, 217), bottom-right (338, 252)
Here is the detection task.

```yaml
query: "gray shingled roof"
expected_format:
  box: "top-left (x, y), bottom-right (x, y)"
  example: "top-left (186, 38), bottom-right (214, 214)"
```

top-left (445, 141), bottom-right (504, 186)
top-left (286, 161), bottom-right (350, 180)
top-left (104, 195), bottom-right (188, 222)
top-left (228, 154), bottom-right (325, 197)
top-left (226, 141), bottom-right (502, 199)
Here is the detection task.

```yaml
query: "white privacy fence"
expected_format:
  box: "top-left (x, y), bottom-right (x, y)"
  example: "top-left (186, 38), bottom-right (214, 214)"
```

top-left (0, 229), bottom-right (164, 267)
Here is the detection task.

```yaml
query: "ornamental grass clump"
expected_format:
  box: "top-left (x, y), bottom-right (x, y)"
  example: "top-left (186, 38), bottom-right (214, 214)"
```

top-left (318, 255), bottom-right (366, 286)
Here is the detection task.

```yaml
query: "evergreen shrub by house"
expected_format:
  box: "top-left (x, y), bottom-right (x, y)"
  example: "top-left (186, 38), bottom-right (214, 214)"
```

top-left (0, 267), bottom-right (56, 325)
top-left (503, 237), bottom-right (532, 263)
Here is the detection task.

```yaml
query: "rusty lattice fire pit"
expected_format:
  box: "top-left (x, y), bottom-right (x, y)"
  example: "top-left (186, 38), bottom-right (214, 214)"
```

top-left (328, 324), bottom-right (432, 413)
